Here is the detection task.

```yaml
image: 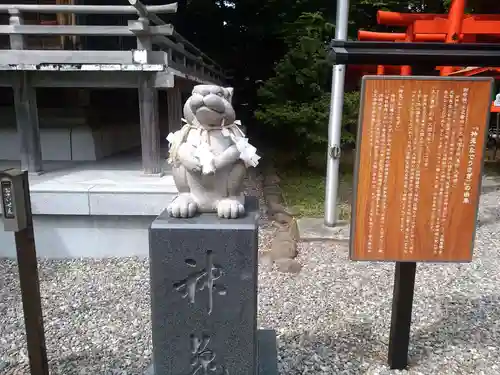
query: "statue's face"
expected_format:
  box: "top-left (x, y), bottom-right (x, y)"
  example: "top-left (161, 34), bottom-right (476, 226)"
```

top-left (184, 85), bottom-right (236, 126)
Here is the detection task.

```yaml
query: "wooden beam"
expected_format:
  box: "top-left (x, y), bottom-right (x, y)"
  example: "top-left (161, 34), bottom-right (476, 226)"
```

top-left (128, 0), bottom-right (173, 26)
top-left (0, 24), bottom-right (174, 36)
top-left (377, 10), bottom-right (500, 26)
top-left (8, 8), bottom-right (23, 49)
top-left (137, 18), bottom-right (162, 175)
top-left (153, 35), bottom-right (224, 77)
top-left (138, 78), bottom-right (162, 174)
top-left (0, 3), bottom-right (178, 14)
top-left (400, 24), bottom-right (413, 76)
top-left (441, 0), bottom-right (466, 76)
top-left (9, 9), bottom-right (42, 174)
top-left (462, 67), bottom-right (490, 76)
top-left (413, 19), bottom-right (500, 35)
top-left (29, 71), bottom-right (174, 88)
top-left (329, 40), bottom-right (500, 66)
top-left (169, 64), bottom-right (222, 85)
top-left (13, 72), bottom-right (43, 174)
top-left (358, 30), bottom-right (446, 42)
top-left (0, 64), bottom-right (166, 72)
top-left (0, 49), bottom-right (168, 66)
top-left (171, 31), bottom-right (224, 73)
top-left (167, 86), bottom-right (183, 134)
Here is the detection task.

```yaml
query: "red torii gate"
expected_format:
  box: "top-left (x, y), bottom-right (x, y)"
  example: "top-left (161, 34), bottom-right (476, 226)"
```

top-left (356, 0), bottom-right (500, 77)
top-left (351, 0), bottom-right (500, 113)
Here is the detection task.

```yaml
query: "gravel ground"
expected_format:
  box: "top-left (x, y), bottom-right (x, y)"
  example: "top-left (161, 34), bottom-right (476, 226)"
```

top-left (1, 175), bottom-right (500, 374)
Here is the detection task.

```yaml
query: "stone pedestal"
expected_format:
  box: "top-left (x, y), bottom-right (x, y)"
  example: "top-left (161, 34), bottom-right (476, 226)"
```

top-left (148, 197), bottom-right (276, 375)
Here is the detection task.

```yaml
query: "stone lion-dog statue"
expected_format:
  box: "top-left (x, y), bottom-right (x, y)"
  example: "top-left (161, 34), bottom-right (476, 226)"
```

top-left (166, 84), bottom-right (260, 219)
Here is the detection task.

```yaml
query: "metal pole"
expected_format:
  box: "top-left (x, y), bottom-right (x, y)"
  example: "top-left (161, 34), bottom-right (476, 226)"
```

top-left (324, 0), bottom-right (350, 226)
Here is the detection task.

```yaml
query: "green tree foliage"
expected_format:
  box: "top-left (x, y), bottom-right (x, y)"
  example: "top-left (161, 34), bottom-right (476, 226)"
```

top-left (251, 0), bottom-right (493, 156)
top-left (255, 12), bottom-right (359, 155)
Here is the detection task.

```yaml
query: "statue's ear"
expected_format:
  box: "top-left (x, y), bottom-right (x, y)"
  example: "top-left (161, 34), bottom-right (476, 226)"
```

top-left (226, 87), bottom-right (234, 102)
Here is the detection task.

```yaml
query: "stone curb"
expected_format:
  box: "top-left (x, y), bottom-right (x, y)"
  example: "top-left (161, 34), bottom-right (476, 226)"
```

top-left (260, 164), bottom-right (302, 274)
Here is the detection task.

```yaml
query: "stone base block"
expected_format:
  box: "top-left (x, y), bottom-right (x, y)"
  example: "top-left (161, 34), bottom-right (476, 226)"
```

top-left (149, 197), bottom-right (261, 375)
top-left (145, 329), bottom-right (278, 375)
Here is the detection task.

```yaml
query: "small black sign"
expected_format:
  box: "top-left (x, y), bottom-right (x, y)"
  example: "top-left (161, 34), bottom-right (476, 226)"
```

top-left (1, 180), bottom-right (15, 219)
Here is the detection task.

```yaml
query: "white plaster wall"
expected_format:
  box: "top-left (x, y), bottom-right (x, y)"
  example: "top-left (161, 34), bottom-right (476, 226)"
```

top-left (0, 128), bottom-right (72, 161)
top-left (0, 124), bottom-right (141, 162)
top-left (42, 128), bottom-right (72, 160)
top-left (0, 129), bottom-right (19, 160)
top-left (98, 123), bottom-right (141, 158)
top-left (71, 126), bottom-right (100, 161)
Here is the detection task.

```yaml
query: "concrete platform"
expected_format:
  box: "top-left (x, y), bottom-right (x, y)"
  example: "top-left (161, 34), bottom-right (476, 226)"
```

top-left (0, 152), bottom-right (178, 258)
top-left (296, 218), bottom-right (350, 242)
top-left (0, 153), bottom-right (177, 216)
top-left (482, 175), bottom-right (500, 193)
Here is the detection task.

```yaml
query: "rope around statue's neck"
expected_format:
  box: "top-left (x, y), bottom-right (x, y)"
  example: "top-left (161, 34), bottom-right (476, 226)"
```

top-left (189, 117), bottom-right (245, 139)
top-left (167, 117), bottom-right (245, 165)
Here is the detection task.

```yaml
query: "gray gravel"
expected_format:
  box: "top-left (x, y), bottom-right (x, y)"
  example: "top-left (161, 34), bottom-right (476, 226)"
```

top-left (2, 183), bottom-right (500, 374)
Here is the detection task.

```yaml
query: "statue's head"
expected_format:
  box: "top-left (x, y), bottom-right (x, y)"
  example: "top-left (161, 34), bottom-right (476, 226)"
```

top-left (183, 85), bottom-right (236, 127)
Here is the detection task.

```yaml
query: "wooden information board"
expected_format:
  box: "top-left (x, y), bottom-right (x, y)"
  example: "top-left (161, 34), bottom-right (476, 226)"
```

top-left (350, 76), bottom-right (493, 262)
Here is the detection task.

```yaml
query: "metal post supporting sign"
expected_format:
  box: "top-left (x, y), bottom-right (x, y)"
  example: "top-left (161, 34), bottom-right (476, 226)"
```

top-left (324, 0), bottom-right (350, 227)
top-left (1, 169), bottom-right (49, 375)
top-left (387, 262), bottom-right (416, 369)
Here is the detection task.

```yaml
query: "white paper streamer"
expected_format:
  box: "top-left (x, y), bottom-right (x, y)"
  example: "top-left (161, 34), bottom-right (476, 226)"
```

top-left (194, 142), bottom-right (216, 174)
top-left (166, 118), bottom-right (260, 169)
top-left (221, 120), bottom-right (260, 167)
top-left (235, 137), bottom-right (261, 167)
top-left (166, 130), bottom-right (181, 146)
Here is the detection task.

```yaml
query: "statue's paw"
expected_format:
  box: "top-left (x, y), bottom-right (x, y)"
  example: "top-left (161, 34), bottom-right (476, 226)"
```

top-left (191, 165), bottom-right (202, 173)
top-left (216, 199), bottom-right (245, 219)
top-left (179, 156), bottom-right (202, 173)
top-left (167, 195), bottom-right (198, 218)
top-left (183, 161), bottom-right (201, 174)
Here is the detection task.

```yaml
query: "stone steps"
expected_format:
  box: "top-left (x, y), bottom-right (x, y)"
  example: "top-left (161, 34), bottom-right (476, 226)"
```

top-left (29, 182), bottom-right (177, 216)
